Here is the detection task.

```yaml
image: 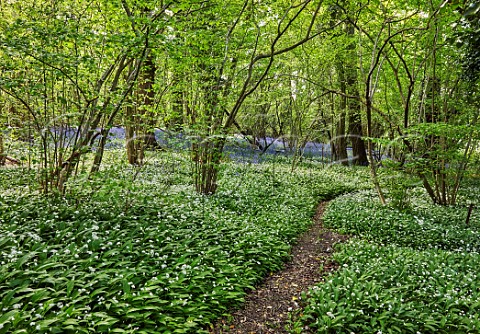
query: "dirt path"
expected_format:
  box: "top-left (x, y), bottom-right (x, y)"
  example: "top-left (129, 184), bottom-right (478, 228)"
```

top-left (209, 201), bottom-right (348, 334)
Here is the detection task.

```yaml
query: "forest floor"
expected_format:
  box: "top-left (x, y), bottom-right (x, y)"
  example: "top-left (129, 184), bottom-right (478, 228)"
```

top-left (209, 201), bottom-right (349, 334)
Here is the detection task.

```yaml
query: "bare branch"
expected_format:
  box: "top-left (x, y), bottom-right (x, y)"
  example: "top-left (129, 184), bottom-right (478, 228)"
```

top-left (225, 0), bottom-right (326, 129)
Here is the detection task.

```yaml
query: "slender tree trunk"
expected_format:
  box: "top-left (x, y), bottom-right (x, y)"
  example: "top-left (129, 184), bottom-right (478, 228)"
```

top-left (366, 97), bottom-right (386, 205)
top-left (347, 70), bottom-right (368, 166)
top-left (0, 132), bottom-right (5, 166)
top-left (124, 60), bottom-right (141, 165)
top-left (364, 48), bottom-right (386, 204)
top-left (334, 65), bottom-right (348, 165)
top-left (169, 74), bottom-right (185, 131)
top-left (90, 128), bottom-right (109, 174)
top-left (125, 100), bottom-right (139, 165)
top-left (193, 138), bottom-right (224, 194)
top-left (193, 68), bottom-right (225, 195)
top-left (335, 111), bottom-right (348, 165)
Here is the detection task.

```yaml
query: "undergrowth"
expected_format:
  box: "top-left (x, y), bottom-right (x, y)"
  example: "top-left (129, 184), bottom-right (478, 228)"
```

top-left (0, 153), bottom-right (365, 333)
top-left (292, 183), bottom-right (480, 334)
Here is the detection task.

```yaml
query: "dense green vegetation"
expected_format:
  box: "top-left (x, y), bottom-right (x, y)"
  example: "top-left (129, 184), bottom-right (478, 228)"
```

top-left (1, 0), bottom-right (480, 333)
top-left (293, 241), bottom-right (480, 333)
top-left (0, 153), bottom-right (364, 333)
top-left (4, 153), bottom-right (478, 333)
top-left (323, 188), bottom-right (480, 251)
top-left (292, 185), bottom-right (480, 333)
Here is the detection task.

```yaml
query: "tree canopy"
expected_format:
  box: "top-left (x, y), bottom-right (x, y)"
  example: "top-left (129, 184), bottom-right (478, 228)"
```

top-left (0, 0), bottom-right (478, 202)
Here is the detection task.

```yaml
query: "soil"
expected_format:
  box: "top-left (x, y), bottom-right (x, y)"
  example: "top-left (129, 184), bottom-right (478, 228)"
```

top-left (209, 201), bottom-right (349, 334)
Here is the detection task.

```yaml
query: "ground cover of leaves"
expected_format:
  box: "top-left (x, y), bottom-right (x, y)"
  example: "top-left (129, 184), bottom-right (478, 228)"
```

top-left (293, 188), bottom-right (480, 333)
top-left (210, 201), bottom-right (348, 334)
top-left (0, 157), bottom-right (369, 333)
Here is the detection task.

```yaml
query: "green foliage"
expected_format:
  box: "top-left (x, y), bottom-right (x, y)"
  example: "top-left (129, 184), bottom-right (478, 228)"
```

top-left (0, 154), bottom-right (356, 333)
top-left (379, 165), bottom-right (420, 210)
top-left (459, 0), bottom-right (480, 83)
top-left (322, 189), bottom-right (480, 252)
top-left (291, 183), bottom-right (480, 333)
top-left (292, 241), bottom-right (480, 333)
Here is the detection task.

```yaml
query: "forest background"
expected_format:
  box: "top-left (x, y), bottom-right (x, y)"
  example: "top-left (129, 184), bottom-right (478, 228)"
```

top-left (0, 0), bottom-right (479, 204)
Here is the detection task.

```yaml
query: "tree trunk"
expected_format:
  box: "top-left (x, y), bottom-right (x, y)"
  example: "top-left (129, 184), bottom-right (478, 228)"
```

top-left (347, 81), bottom-right (368, 165)
top-left (335, 62), bottom-right (349, 166)
top-left (335, 112), bottom-right (348, 165)
top-left (348, 99), bottom-right (368, 166)
top-left (139, 54), bottom-right (160, 151)
top-left (366, 97), bottom-right (387, 205)
top-left (191, 62), bottom-right (225, 195)
top-left (168, 75), bottom-right (185, 131)
top-left (124, 53), bottom-right (159, 165)
top-left (125, 101), bottom-right (139, 165)
top-left (345, 25), bottom-right (368, 166)
top-left (90, 128), bottom-right (109, 174)
top-left (0, 132), bottom-right (5, 166)
top-left (193, 138), bottom-right (224, 195)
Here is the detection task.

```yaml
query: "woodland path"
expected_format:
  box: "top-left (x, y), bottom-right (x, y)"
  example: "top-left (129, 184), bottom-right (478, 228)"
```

top-left (209, 201), bottom-right (349, 334)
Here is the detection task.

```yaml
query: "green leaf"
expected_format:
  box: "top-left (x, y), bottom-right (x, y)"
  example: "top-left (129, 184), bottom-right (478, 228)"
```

top-left (63, 319), bottom-right (79, 326)
top-left (0, 310), bottom-right (18, 325)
